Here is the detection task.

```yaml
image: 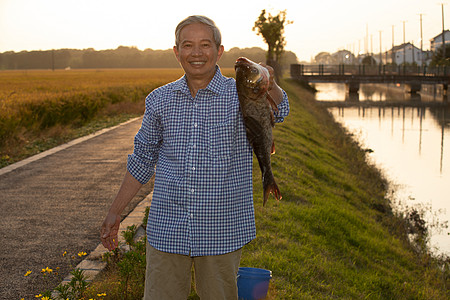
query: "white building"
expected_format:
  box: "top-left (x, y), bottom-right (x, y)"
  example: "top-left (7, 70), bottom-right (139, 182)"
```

top-left (386, 43), bottom-right (425, 66)
top-left (430, 30), bottom-right (450, 52)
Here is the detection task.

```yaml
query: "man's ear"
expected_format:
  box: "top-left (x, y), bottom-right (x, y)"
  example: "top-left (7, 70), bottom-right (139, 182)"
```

top-left (216, 45), bottom-right (224, 62)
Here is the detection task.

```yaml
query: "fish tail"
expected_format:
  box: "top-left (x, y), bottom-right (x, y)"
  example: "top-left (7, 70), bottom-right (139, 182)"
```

top-left (263, 173), bottom-right (281, 206)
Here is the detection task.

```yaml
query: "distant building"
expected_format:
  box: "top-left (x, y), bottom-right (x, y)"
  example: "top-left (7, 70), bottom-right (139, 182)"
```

top-left (386, 43), bottom-right (425, 66)
top-left (331, 50), bottom-right (355, 64)
top-left (430, 30), bottom-right (450, 52)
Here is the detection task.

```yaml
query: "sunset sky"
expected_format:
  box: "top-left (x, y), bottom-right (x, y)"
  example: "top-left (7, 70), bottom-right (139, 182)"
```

top-left (0, 0), bottom-right (447, 62)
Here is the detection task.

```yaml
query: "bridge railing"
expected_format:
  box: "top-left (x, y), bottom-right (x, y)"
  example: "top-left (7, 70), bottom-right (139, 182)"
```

top-left (291, 64), bottom-right (449, 77)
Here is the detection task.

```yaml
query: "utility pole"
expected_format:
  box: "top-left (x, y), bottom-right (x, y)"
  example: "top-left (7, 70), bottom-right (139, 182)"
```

top-left (366, 23), bottom-right (369, 55)
top-left (419, 13), bottom-right (424, 66)
top-left (442, 3), bottom-right (446, 60)
top-left (392, 25), bottom-right (395, 64)
top-left (353, 42), bottom-right (356, 61)
top-left (371, 34), bottom-right (373, 56)
top-left (379, 31), bottom-right (383, 65)
top-left (402, 20), bottom-right (407, 65)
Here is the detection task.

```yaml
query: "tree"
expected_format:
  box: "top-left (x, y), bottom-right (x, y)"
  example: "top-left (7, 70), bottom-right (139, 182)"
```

top-left (361, 55), bottom-right (377, 66)
top-left (431, 44), bottom-right (450, 66)
top-left (315, 52), bottom-right (332, 64)
top-left (253, 9), bottom-right (292, 81)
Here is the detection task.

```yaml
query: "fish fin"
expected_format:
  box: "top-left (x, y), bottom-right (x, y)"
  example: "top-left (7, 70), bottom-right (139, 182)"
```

top-left (271, 141), bottom-right (276, 155)
top-left (266, 93), bottom-right (279, 113)
top-left (263, 179), bottom-right (281, 206)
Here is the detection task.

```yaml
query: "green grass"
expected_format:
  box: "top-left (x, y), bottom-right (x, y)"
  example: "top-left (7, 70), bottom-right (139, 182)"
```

top-left (239, 79), bottom-right (449, 299)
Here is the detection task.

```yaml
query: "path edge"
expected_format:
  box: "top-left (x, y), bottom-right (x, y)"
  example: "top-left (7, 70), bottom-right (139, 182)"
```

top-left (53, 191), bottom-right (151, 295)
top-left (0, 117), bottom-right (141, 176)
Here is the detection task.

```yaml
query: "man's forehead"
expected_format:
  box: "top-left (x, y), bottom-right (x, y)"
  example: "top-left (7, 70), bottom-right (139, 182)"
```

top-left (179, 23), bottom-right (214, 41)
top-left (180, 37), bottom-right (214, 45)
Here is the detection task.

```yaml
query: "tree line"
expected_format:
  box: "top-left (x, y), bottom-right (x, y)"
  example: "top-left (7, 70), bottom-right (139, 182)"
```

top-left (0, 46), bottom-right (298, 70)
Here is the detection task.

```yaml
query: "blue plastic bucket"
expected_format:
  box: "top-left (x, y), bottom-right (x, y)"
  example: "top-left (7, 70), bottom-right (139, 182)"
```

top-left (237, 267), bottom-right (272, 300)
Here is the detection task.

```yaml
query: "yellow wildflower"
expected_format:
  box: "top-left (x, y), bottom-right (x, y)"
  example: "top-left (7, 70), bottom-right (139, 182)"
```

top-left (41, 297), bottom-right (50, 300)
top-left (35, 294), bottom-right (42, 298)
top-left (41, 267), bottom-right (53, 273)
top-left (97, 292), bottom-right (107, 296)
top-left (78, 251), bottom-right (87, 257)
top-left (24, 270), bottom-right (32, 276)
top-left (62, 250), bottom-right (67, 257)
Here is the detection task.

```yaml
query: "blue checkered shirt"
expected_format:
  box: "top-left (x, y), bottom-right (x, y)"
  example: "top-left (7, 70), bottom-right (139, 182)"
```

top-left (127, 66), bottom-right (289, 256)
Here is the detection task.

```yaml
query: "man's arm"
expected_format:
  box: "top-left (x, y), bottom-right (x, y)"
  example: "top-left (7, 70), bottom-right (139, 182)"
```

top-left (100, 170), bottom-right (143, 251)
top-left (268, 81), bottom-right (284, 105)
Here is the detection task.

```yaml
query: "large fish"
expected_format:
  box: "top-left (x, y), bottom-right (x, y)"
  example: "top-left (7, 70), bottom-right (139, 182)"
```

top-left (235, 57), bottom-right (281, 206)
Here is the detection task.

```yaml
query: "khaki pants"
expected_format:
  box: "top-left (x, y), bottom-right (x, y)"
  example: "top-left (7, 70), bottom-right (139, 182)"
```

top-left (144, 241), bottom-right (242, 300)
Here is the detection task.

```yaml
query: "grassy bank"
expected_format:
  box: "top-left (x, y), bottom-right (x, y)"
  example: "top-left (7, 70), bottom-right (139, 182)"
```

top-left (83, 78), bottom-right (448, 299)
top-left (240, 79), bottom-right (448, 299)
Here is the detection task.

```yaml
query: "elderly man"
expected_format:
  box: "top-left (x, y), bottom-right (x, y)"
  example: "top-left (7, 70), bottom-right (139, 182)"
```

top-left (101, 15), bottom-right (289, 299)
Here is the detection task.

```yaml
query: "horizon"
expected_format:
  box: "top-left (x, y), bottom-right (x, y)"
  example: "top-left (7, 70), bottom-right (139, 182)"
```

top-left (1, 0), bottom-right (447, 62)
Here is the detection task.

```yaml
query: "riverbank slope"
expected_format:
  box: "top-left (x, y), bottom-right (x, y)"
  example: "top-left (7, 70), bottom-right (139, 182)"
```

top-left (239, 79), bottom-right (449, 299)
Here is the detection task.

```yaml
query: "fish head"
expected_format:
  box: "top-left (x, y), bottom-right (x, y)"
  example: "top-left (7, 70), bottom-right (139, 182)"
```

top-left (235, 57), bottom-right (270, 99)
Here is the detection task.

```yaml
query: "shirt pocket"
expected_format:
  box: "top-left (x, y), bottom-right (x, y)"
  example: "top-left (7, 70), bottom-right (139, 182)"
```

top-left (208, 121), bottom-right (236, 158)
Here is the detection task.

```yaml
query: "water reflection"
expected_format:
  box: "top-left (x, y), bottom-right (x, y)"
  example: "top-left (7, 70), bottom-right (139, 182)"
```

top-left (315, 83), bottom-right (450, 255)
top-left (314, 82), bottom-right (449, 103)
top-left (334, 106), bottom-right (449, 174)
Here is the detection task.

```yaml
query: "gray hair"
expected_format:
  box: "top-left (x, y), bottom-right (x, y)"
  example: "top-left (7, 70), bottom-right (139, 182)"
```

top-left (175, 15), bottom-right (222, 49)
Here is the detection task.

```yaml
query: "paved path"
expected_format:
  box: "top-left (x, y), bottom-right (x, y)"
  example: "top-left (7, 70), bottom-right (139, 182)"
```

top-left (0, 117), bottom-right (153, 300)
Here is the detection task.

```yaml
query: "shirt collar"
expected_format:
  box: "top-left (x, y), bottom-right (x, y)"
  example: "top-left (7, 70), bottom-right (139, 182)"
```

top-left (173, 65), bottom-right (226, 96)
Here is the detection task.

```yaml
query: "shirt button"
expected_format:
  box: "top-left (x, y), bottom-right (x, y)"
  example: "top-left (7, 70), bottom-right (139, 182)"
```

top-left (192, 166), bottom-right (195, 171)
top-left (191, 188), bottom-right (195, 193)
top-left (194, 123), bottom-right (198, 128)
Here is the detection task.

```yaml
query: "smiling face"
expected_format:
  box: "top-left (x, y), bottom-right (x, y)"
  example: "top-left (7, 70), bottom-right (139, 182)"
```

top-left (173, 22), bottom-right (224, 84)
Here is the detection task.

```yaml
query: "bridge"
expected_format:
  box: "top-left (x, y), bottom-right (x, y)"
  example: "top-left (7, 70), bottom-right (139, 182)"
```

top-left (290, 64), bottom-right (450, 95)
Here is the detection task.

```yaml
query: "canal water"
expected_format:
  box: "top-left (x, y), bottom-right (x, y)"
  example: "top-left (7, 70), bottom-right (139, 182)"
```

top-left (314, 83), bottom-right (449, 256)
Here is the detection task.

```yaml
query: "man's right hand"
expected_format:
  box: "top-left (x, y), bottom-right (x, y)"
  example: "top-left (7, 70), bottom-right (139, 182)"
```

top-left (100, 171), bottom-right (143, 251)
top-left (100, 212), bottom-right (121, 251)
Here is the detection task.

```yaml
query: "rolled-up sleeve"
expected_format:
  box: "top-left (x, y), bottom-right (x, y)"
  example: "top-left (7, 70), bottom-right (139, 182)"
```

top-left (274, 89), bottom-right (290, 123)
top-left (127, 92), bottom-right (162, 184)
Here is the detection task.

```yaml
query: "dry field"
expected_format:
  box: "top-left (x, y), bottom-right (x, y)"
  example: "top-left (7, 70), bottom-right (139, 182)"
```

top-left (2, 68), bottom-right (239, 166)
